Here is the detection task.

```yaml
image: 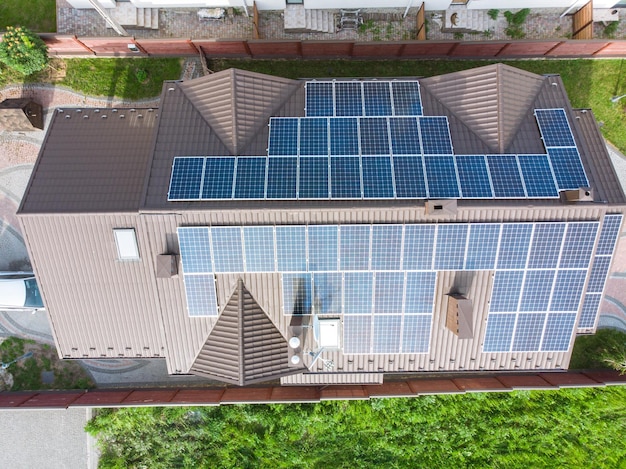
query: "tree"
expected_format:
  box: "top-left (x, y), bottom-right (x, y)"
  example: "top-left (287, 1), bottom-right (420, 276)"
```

top-left (0, 26), bottom-right (48, 75)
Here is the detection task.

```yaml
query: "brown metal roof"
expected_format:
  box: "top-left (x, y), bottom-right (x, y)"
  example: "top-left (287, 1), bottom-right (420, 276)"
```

top-left (191, 279), bottom-right (303, 386)
top-left (0, 98), bottom-right (43, 130)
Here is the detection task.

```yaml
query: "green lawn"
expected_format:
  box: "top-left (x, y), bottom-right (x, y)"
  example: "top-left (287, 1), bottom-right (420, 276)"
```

top-left (210, 58), bottom-right (626, 154)
top-left (0, 0), bottom-right (56, 32)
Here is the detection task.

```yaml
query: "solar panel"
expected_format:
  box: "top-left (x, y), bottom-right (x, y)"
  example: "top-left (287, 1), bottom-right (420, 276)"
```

top-left (490, 271), bottom-right (524, 312)
top-left (340, 225), bottom-right (371, 271)
top-left (308, 225), bottom-right (338, 271)
top-left (330, 156), bottom-right (361, 198)
top-left (547, 147), bottom-right (589, 189)
top-left (393, 156), bottom-right (427, 198)
top-left (178, 227), bottom-right (212, 273)
top-left (360, 117), bottom-right (390, 155)
top-left (586, 256), bottom-right (611, 293)
top-left (402, 315), bottom-right (431, 353)
top-left (519, 270), bottom-right (555, 311)
top-left (243, 226), bottom-right (275, 272)
top-left (374, 272), bottom-right (404, 313)
top-left (344, 272), bottom-right (374, 314)
top-left (306, 82), bottom-right (333, 117)
top-left (335, 82), bottom-right (363, 117)
top-left (403, 225), bottom-right (435, 270)
top-left (483, 313), bottom-right (516, 352)
top-left (550, 269), bottom-right (587, 311)
top-left (497, 223), bottom-right (533, 269)
top-left (343, 316), bottom-right (371, 354)
top-left (535, 109), bottom-right (576, 147)
top-left (419, 117), bottom-right (453, 155)
top-left (527, 223), bottom-right (566, 269)
top-left (578, 294), bottom-right (602, 329)
top-left (391, 81), bottom-right (423, 116)
top-left (487, 155), bottom-right (526, 198)
top-left (282, 273), bottom-right (312, 315)
top-left (330, 118), bottom-right (359, 155)
top-left (456, 155), bottom-right (493, 198)
top-left (362, 156), bottom-right (394, 198)
top-left (434, 224), bottom-right (468, 270)
top-left (596, 214), bottom-right (623, 255)
top-left (312, 272), bottom-right (342, 314)
top-left (268, 118), bottom-right (298, 156)
top-left (266, 157), bottom-right (297, 199)
top-left (373, 315), bottom-right (402, 353)
top-left (465, 224), bottom-right (500, 270)
top-left (169, 157), bottom-right (204, 200)
top-left (541, 313), bottom-right (576, 351)
top-left (389, 117), bottom-right (420, 155)
top-left (234, 157), bottom-right (266, 199)
top-left (276, 226), bottom-right (306, 271)
top-left (424, 155), bottom-right (460, 198)
top-left (404, 272), bottom-right (436, 313)
top-left (371, 225), bottom-right (402, 270)
top-left (299, 118), bottom-right (328, 156)
top-left (518, 154), bottom-right (558, 198)
top-left (211, 227), bottom-right (243, 272)
top-left (559, 222), bottom-right (598, 269)
top-left (363, 81), bottom-right (393, 117)
top-left (183, 274), bottom-right (218, 316)
top-left (512, 313), bottom-right (546, 351)
top-left (299, 157), bottom-right (329, 199)
top-left (201, 158), bottom-right (235, 199)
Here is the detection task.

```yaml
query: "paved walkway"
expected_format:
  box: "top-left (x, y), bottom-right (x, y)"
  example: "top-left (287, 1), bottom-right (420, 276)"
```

top-left (56, 3), bottom-right (626, 41)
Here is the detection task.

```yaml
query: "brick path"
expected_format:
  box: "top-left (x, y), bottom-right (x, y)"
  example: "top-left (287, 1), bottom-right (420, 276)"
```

top-left (56, 4), bottom-right (626, 41)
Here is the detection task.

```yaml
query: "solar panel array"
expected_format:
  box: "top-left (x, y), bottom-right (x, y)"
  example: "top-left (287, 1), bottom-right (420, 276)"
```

top-left (578, 214), bottom-right (622, 330)
top-left (178, 220), bottom-right (603, 354)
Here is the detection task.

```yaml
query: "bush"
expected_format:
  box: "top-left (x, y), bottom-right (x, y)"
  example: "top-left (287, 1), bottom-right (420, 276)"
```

top-left (504, 9), bottom-right (530, 39)
top-left (487, 9), bottom-right (499, 20)
top-left (570, 328), bottom-right (626, 370)
top-left (0, 26), bottom-right (48, 75)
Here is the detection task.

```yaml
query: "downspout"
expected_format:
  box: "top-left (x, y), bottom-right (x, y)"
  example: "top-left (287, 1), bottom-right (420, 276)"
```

top-left (403, 0), bottom-right (414, 19)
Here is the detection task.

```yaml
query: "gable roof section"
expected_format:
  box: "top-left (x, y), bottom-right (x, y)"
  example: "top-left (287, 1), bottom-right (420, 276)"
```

top-left (190, 278), bottom-right (302, 386)
top-left (420, 63), bottom-right (545, 153)
top-left (179, 69), bottom-right (301, 155)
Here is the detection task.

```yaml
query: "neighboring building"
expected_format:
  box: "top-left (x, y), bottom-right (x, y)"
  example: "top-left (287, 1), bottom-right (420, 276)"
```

top-left (18, 64), bottom-right (625, 386)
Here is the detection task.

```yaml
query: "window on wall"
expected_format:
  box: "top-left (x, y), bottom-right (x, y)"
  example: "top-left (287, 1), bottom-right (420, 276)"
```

top-left (114, 228), bottom-right (140, 261)
top-left (286, 0), bottom-right (304, 4)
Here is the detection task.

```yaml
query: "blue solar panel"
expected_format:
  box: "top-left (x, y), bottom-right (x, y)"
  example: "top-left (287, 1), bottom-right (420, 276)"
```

top-left (184, 274), bottom-right (218, 317)
top-left (201, 158), bottom-right (235, 199)
top-left (211, 227), bottom-right (243, 272)
top-left (518, 154), bottom-right (558, 198)
top-left (559, 222), bottom-right (598, 269)
top-left (402, 315), bottom-right (431, 353)
top-left (389, 117), bottom-right (420, 155)
top-left (391, 81), bottom-right (422, 116)
top-left (335, 82), bottom-right (363, 117)
top-left (364, 82), bottom-right (393, 116)
top-left (362, 156), bottom-right (394, 198)
top-left (312, 273), bottom-right (342, 314)
top-left (299, 157), bottom-right (329, 199)
top-left (424, 156), bottom-right (460, 198)
top-left (308, 226), bottom-right (338, 271)
top-left (330, 118), bottom-right (359, 155)
top-left (465, 224), bottom-right (500, 270)
top-left (490, 271), bottom-right (524, 312)
top-left (243, 226), bottom-right (275, 272)
top-left (456, 155), bottom-right (493, 198)
top-left (405, 272), bottom-right (436, 313)
top-left (344, 272), bottom-right (373, 314)
top-left (306, 82), bottom-right (333, 117)
top-left (373, 315), bottom-right (402, 353)
top-left (547, 147), bottom-right (588, 189)
top-left (519, 270), bottom-right (555, 311)
top-left (178, 227), bottom-right (212, 273)
top-left (578, 294), bottom-right (602, 329)
top-left (266, 157), bottom-right (297, 199)
top-left (234, 157), bottom-right (266, 199)
top-left (343, 315), bottom-right (371, 353)
top-left (360, 117), bottom-right (390, 155)
top-left (497, 224), bottom-right (533, 269)
top-left (393, 156), bottom-right (427, 198)
top-left (434, 224), bottom-right (468, 270)
top-left (330, 156), bottom-right (361, 198)
top-left (487, 155), bottom-right (525, 198)
top-left (483, 313), bottom-right (516, 352)
top-left (527, 223), bottom-right (566, 269)
top-left (169, 157), bottom-right (204, 200)
top-left (512, 313), bottom-right (546, 351)
top-left (276, 226), bottom-right (306, 271)
top-left (268, 118), bottom-right (298, 156)
top-left (403, 224), bottom-right (435, 270)
top-left (339, 225), bottom-right (371, 271)
top-left (282, 273), bottom-right (312, 315)
top-left (374, 272), bottom-right (404, 313)
top-left (419, 117), bottom-right (453, 155)
top-left (541, 312), bottom-right (576, 351)
top-left (299, 118), bottom-right (328, 156)
top-left (550, 269), bottom-right (587, 311)
top-left (371, 225), bottom-right (402, 270)
top-left (597, 214), bottom-right (623, 255)
top-left (586, 256), bottom-right (611, 293)
top-left (535, 109), bottom-right (576, 147)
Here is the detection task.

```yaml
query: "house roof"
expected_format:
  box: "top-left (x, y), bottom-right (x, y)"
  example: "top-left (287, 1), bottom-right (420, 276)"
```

top-left (0, 98), bottom-right (44, 131)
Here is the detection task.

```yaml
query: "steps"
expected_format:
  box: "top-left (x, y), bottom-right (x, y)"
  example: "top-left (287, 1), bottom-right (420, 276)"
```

top-left (284, 5), bottom-right (334, 33)
top-left (106, 3), bottom-right (159, 30)
top-left (443, 6), bottom-right (492, 33)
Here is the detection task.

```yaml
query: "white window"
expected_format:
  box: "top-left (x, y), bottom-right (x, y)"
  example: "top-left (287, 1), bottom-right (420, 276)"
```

top-left (114, 228), bottom-right (140, 260)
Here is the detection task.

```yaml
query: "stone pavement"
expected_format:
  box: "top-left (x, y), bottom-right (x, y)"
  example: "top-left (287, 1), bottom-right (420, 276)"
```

top-left (56, 3), bottom-right (626, 42)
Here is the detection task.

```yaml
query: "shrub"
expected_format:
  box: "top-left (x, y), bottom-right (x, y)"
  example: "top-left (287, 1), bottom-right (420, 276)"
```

top-left (504, 9), bottom-right (530, 39)
top-left (0, 26), bottom-right (48, 75)
top-left (487, 9), bottom-right (499, 20)
top-left (135, 68), bottom-right (148, 83)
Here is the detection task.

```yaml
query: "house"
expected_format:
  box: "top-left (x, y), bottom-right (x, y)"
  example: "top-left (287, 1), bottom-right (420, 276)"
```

top-left (18, 64), bottom-right (625, 386)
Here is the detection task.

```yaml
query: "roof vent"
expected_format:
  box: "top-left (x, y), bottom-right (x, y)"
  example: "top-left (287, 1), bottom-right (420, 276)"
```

top-left (156, 254), bottom-right (178, 278)
top-left (445, 293), bottom-right (473, 339)
top-left (562, 187), bottom-right (593, 203)
top-left (425, 199), bottom-right (457, 216)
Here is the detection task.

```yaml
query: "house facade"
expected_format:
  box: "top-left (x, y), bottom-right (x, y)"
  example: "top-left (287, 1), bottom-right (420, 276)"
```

top-left (18, 64), bottom-right (625, 386)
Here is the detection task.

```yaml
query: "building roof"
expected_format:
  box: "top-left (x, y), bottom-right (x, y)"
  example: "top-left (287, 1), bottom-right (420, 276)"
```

top-left (0, 98), bottom-right (43, 131)
top-left (18, 65), bottom-right (626, 387)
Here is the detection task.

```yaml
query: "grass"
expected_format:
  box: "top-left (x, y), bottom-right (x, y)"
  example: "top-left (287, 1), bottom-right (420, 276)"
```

top-left (0, 0), bottom-right (56, 32)
top-left (570, 328), bottom-right (626, 369)
top-left (209, 58), bottom-right (626, 154)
